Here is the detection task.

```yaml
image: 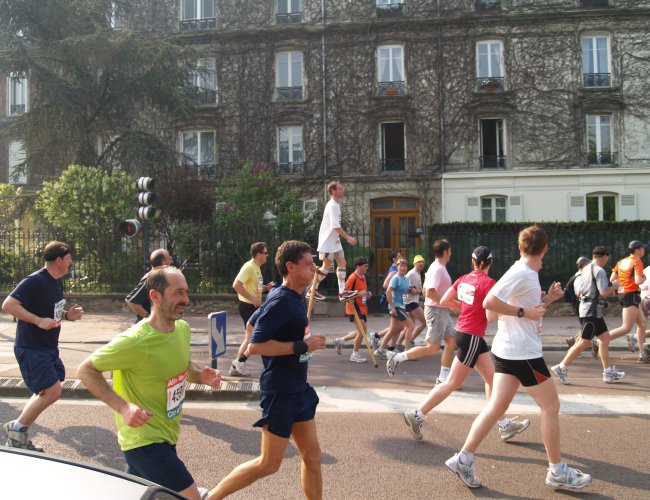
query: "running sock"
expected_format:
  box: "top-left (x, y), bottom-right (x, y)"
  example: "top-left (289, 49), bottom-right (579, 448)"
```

top-left (549, 462), bottom-right (563, 475)
top-left (558, 362), bottom-right (567, 370)
top-left (498, 418), bottom-right (510, 428)
top-left (336, 267), bottom-right (346, 293)
top-left (12, 420), bottom-right (27, 432)
top-left (459, 450), bottom-right (474, 466)
top-left (238, 355), bottom-right (248, 363)
top-left (438, 366), bottom-right (450, 382)
top-left (414, 409), bottom-right (426, 421)
top-left (394, 352), bottom-right (408, 363)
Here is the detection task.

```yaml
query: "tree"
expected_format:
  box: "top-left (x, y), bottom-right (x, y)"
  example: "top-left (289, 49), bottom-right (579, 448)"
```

top-left (0, 0), bottom-right (197, 185)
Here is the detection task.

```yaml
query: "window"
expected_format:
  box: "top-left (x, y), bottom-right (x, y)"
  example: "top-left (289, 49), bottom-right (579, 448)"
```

top-left (277, 0), bottom-right (302, 24)
top-left (581, 0), bottom-right (609, 7)
top-left (582, 35), bottom-right (611, 87)
top-left (586, 114), bottom-right (613, 165)
top-left (179, 0), bottom-right (215, 31)
top-left (380, 122), bottom-right (405, 171)
top-left (189, 59), bottom-right (217, 105)
top-left (8, 141), bottom-right (27, 185)
top-left (110, 2), bottom-right (124, 29)
top-left (481, 196), bottom-right (506, 222)
top-left (586, 193), bottom-right (616, 221)
top-left (475, 0), bottom-right (501, 11)
top-left (377, 45), bottom-right (405, 96)
top-left (275, 51), bottom-right (303, 101)
top-left (277, 125), bottom-right (303, 174)
top-left (7, 73), bottom-right (28, 115)
top-left (476, 41), bottom-right (504, 91)
top-left (376, 1), bottom-right (404, 18)
top-left (479, 119), bottom-right (506, 169)
top-left (180, 130), bottom-right (216, 178)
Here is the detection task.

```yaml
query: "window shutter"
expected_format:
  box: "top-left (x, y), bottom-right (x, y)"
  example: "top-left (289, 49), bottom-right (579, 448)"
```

top-left (568, 193), bottom-right (586, 221)
top-left (508, 195), bottom-right (523, 221)
top-left (619, 192), bottom-right (637, 221)
top-left (467, 196), bottom-right (480, 221)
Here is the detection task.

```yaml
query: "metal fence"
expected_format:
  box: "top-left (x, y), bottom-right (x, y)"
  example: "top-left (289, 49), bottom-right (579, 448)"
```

top-left (2, 222), bottom-right (649, 295)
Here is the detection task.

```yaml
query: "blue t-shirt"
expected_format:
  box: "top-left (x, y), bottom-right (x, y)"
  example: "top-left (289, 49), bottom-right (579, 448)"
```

top-left (10, 268), bottom-right (65, 349)
top-left (389, 274), bottom-right (409, 309)
top-left (250, 286), bottom-right (309, 395)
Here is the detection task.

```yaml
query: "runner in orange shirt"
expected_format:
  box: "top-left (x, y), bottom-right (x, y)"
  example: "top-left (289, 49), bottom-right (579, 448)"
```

top-left (608, 240), bottom-right (648, 363)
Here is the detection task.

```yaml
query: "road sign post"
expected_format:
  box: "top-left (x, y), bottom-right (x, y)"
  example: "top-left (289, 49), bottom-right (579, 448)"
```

top-left (209, 312), bottom-right (227, 369)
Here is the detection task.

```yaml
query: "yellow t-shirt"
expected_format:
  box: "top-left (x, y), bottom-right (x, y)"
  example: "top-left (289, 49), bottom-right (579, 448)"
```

top-left (235, 259), bottom-right (263, 304)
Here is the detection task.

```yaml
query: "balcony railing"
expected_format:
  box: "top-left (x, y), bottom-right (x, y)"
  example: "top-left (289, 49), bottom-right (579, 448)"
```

top-left (276, 12), bottom-right (302, 24)
top-left (9, 104), bottom-right (26, 114)
top-left (179, 17), bottom-right (216, 32)
top-left (376, 3), bottom-right (404, 18)
top-left (587, 152), bottom-right (617, 166)
top-left (480, 156), bottom-right (507, 169)
top-left (377, 81), bottom-right (406, 96)
top-left (474, 0), bottom-right (501, 12)
top-left (276, 86), bottom-right (303, 101)
top-left (273, 161), bottom-right (305, 175)
top-left (583, 73), bottom-right (611, 88)
top-left (193, 88), bottom-right (217, 106)
top-left (379, 159), bottom-right (406, 172)
top-left (476, 77), bottom-right (505, 92)
top-left (580, 0), bottom-right (608, 7)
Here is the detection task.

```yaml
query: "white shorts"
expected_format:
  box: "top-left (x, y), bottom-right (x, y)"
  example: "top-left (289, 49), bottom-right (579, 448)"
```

top-left (319, 250), bottom-right (345, 263)
top-left (424, 306), bottom-right (455, 345)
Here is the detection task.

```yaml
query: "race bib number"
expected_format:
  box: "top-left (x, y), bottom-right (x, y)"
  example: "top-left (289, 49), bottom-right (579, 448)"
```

top-left (53, 299), bottom-right (66, 322)
top-left (166, 371), bottom-right (187, 419)
top-left (457, 283), bottom-right (476, 305)
top-left (257, 275), bottom-right (264, 294)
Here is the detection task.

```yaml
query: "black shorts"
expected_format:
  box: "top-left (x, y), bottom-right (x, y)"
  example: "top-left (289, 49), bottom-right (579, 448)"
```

top-left (254, 385), bottom-right (319, 438)
top-left (347, 314), bottom-right (367, 322)
top-left (123, 442), bottom-right (194, 492)
top-left (405, 302), bottom-right (420, 313)
top-left (455, 331), bottom-right (489, 368)
top-left (389, 307), bottom-right (408, 321)
top-left (238, 301), bottom-right (257, 326)
top-left (14, 347), bottom-right (65, 394)
top-left (492, 353), bottom-right (551, 387)
top-left (579, 317), bottom-right (608, 340)
top-left (621, 292), bottom-right (641, 308)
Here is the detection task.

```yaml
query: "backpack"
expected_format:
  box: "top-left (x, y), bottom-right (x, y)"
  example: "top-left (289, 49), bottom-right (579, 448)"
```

top-left (563, 273), bottom-right (579, 306)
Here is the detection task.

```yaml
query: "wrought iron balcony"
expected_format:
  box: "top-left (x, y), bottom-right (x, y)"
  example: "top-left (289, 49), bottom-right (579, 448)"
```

top-left (474, 0), bottom-right (501, 12)
top-left (377, 81), bottom-right (406, 97)
top-left (376, 3), bottom-right (404, 18)
top-left (276, 86), bottom-right (303, 101)
top-left (179, 17), bottom-right (216, 32)
top-left (379, 159), bottom-right (406, 172)
top-left (587, 152), bottom-right (617, 166)
top-left (193, 88), bottom-right (217, 106)
top-left (9, 104), bottom-right (26, 114)
top-left (273, 162), bottom-right (305, 175)
top-left (583, 73), bottom-right (611, 88)
top-left (476, 77), bottom-right (504, 92)
top-left (580, 0), bottom-right (608, 7)
top-left (276, 12), bottom-right (302, 24)
top-left (480, 156), bottom-right (507, 169)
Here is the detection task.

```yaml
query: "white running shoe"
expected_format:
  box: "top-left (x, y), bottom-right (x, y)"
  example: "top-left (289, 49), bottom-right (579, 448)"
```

top-left (403, 411), bottom-right (424, 441)
top-left (305, 288), bottom-right (326, 301)
top-left (338, 289), bottom-right (359, 302)
top-left (550, 364), bottom-right (570, 385)
top-left (334, 338), bottom-right (344, 355)
top-left (626, 334), bottom-right (638, 352)
top-left (545, 462), bottom-right (592, 490)
top-left (373, 348), bottom-right (387, 360)
top-left (445, 453), bottom-right (481, 488)
top-left (368, 332), bottom-right (380, 351)
top-left (603, 366), bottom-right (625, 383)
top-left (349, 352), bottom-right (367, 363)
top-left (229, 360), bottom-right (249, 377)
top-left (499, 417), bottom-right (530, 441)
top-left (386, 351), bottom-right (400, 377)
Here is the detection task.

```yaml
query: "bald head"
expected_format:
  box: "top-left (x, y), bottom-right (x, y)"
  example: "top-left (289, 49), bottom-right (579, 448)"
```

top-left (150, 249), bottom-right (172, 268)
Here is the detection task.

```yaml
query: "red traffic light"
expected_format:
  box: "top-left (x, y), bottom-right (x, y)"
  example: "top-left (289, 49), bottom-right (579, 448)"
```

top-left (118, 219), bottom-right (141, 237)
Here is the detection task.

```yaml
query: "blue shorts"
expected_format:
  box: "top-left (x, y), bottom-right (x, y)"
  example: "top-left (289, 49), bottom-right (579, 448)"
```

top-left (123, 442), bottom-right (194, 492)
top-left (254, 385), bottom-right (319, 438)
top-left (14, 347), bottom-right (65, 394)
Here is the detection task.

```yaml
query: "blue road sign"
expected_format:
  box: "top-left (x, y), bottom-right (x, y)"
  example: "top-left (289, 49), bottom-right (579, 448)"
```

top-left (209, 312), bottom-right (227, 369)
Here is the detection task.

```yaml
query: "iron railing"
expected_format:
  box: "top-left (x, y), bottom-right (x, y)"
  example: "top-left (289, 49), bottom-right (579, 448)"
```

top-left (583, 73), bottom-right (611, 87)
top-left (179, 17), bottom-right (216, 31)
top-left (276, 12), bottom-right (302, 24)
top-left (376, 3), bottom-right (404, 18)
top-left (193, 88), bottom-right (217, 106)
top-left (377, 81), bottom-right (406, 96)
top-left (379, 159), bottom-right (406, 172)
top-left (476, 77), bottom-right (505, 92)
top-left (586, 152), bottom-right (617, 166)
top-left (275, 86), bottom-right (303, 101)
top-left (480, 155), bottom-right (507, 169)
top-left (9, 104), bottom-right (26, 114)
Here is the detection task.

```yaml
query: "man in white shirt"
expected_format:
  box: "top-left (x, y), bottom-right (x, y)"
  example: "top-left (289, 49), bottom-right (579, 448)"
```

top-left (306, 181), bottom-right (358, 302)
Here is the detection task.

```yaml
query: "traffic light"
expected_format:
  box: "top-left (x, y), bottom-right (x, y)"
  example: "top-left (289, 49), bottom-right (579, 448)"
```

top-left (136, 177), bottom-right (157, 221)
top-left (118, 219), bottom-right (141, 238)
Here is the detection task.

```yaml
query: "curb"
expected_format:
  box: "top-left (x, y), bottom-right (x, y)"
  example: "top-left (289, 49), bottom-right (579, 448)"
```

top-left (0, 377), bottom-right (260, 402)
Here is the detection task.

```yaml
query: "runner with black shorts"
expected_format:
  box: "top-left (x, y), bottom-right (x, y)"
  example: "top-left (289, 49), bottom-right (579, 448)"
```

top-left (445, 225), bottom-right (592, 491)
top-left (402, 246), bottom-right (529, 443)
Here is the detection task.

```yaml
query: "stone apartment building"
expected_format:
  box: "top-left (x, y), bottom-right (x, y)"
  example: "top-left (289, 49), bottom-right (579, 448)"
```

top-left (2, 0), bottom-right (650, 257)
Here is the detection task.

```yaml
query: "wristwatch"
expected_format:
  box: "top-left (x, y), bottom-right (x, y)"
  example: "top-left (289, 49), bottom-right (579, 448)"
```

top-left (516, 307), bottom-right (525, 318)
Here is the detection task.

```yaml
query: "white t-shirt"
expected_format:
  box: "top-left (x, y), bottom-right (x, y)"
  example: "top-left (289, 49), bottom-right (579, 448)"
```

top-left (489, 259), bottom-right (544, 360)
top-left (641, 266), bottom-right (650, 300)
top-left (317, 198), bottom-right (342, 253)
top-left (423, 260), bottom-right (451, 308)
top-left (405, 268), bottom-right (422, 304)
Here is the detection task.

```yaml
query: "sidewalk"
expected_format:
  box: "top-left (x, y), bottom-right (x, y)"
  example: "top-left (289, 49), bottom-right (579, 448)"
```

top-left (0, 312), bottom-right (637, 401)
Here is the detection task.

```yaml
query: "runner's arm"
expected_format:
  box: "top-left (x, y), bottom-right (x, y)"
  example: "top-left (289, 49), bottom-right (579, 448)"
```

top-left (187, 361), bottom-right (221, 389)
top-left (249, 336), bottom-right (327, 355)
top-left (1, 296), bottom-right (58, 330)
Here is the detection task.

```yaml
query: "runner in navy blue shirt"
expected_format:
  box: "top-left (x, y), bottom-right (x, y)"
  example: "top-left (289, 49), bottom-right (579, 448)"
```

top-left (208, 241), bottom-right (326, 500)
top-left (2, 241), bottom-right (84, 452)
